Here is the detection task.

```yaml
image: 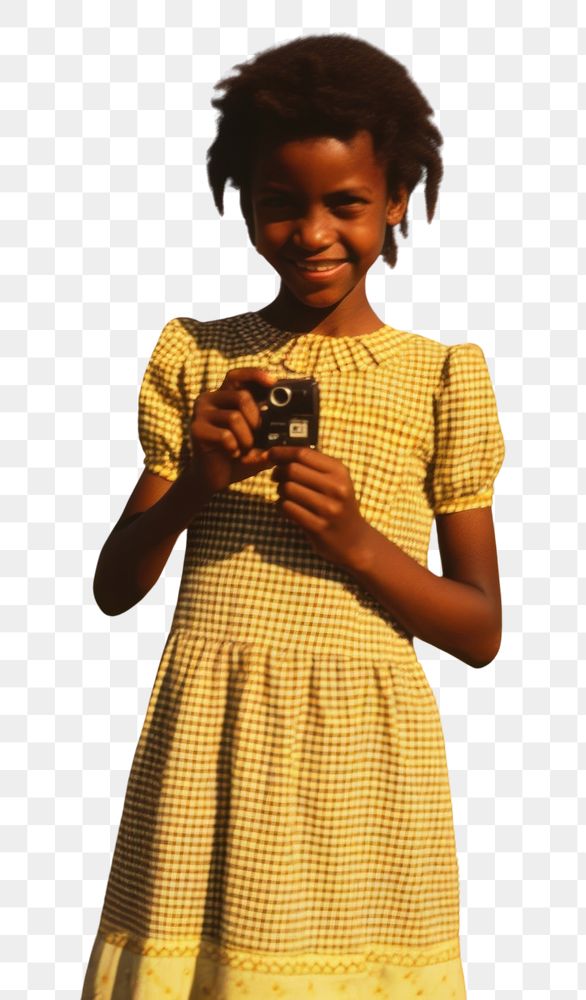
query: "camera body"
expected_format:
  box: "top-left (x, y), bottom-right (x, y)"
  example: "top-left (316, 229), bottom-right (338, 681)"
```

top-left (246, 377), bottom-right (320, 449)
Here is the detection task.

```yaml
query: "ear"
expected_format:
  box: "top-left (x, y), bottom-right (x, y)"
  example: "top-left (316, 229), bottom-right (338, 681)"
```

top-left (385, 184), bottom-right (409, 227)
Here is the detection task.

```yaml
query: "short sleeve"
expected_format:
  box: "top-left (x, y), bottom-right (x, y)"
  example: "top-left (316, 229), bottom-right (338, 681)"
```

top-left (431, 342), bottom-right (506, 515)
top-left (138, 318), bottom-right (200, 483)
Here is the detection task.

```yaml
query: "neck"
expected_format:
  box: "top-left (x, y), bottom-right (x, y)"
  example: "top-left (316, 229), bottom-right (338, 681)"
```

top-left (259, 283), bottom-right (384, 338)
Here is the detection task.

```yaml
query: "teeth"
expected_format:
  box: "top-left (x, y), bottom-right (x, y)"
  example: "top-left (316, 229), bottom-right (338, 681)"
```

top-left (296, 262), bottom-right (343, 271)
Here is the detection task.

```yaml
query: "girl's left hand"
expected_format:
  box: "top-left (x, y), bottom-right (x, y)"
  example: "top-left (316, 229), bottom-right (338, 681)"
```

top-left (268, 445), bottom-right (373, 570)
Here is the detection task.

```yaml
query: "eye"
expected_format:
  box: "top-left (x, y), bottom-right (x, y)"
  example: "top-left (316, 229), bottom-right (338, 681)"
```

top-left (260, 194), bottom-right (368, 207)
top-left (330, 196), bottom-right (368, 211)
top-left (261, 195), bottom-right (290, 206)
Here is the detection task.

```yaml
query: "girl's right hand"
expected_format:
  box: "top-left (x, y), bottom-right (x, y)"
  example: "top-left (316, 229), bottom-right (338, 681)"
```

top-left (189, 368), bottom-right (278, 497)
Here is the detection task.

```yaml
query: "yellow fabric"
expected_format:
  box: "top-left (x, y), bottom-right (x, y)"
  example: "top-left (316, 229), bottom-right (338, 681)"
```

top-left (82, 933), bottom-right (467, 998)
top-left (430, 340), bottom-right (505, 514)
top-left (82, 312), bottom-right (505, 999)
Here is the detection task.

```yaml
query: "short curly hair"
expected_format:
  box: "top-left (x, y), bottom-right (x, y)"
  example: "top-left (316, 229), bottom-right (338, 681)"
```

top-left (206, 33), bottom-right (444, 269)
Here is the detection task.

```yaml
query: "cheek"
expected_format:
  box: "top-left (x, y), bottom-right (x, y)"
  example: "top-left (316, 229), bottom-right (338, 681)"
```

top-left (252, 219), bottom-right (284, 253)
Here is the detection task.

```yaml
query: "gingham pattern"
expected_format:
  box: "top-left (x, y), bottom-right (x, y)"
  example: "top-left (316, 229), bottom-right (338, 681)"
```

top-left (81, 313), bottom-right (504, 999)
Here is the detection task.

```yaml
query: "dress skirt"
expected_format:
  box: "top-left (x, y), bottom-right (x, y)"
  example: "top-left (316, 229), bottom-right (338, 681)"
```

top-left (81, 311), bottom-right (506, 998)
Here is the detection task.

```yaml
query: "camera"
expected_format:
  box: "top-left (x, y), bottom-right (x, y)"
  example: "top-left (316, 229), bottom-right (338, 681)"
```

top-left (245, 377), bottom-right (320, 449)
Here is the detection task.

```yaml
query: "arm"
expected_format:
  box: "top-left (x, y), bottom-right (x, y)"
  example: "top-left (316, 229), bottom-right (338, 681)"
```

top-left (344, 506), bottom-right (502, 669)
top-left (338, 343), bottom-right (505, 668)
top-left (93, 466), bottom-right (211, 617)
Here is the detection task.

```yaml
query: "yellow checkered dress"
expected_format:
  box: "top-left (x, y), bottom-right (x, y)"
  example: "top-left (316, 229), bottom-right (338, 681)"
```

top-left (82, 311), bottom-right (505, 999)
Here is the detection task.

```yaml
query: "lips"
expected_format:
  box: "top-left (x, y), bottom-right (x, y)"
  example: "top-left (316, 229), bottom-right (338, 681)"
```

top-left (287, 258), bottom-right (350, 280)
top-left (289, 258), bottom-right (348, 268)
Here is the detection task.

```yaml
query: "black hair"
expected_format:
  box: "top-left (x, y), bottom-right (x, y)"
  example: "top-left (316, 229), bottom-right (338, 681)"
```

top-left (206, 33), bottom-right (444, 268)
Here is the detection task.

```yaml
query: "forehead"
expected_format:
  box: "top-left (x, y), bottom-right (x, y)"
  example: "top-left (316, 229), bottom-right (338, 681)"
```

top-left (249, 129), bottom-right (386, 191)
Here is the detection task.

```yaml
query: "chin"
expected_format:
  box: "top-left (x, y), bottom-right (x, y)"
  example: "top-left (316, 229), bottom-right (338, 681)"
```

top-left (288, 290), bottom-right (346, 310)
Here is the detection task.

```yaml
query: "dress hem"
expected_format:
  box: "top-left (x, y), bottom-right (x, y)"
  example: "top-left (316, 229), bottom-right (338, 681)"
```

top-left (82, 926), bottom-right (467, 999)
top-left (97, 922), bottom-right (461, 969)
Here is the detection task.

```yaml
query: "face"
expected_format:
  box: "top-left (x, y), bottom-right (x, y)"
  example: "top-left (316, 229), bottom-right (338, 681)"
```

top-left (248, 129), bottom-right (408, 318)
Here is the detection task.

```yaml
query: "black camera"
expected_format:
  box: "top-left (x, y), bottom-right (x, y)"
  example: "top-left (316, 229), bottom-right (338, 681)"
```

top-left (245, 377), bottom-right (320, 449)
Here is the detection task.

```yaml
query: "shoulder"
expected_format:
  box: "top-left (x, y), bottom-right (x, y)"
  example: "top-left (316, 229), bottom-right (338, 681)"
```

top-left (148, 311), bottom-right (276, 392)
top-left (397, 329), bottom-right (487, 366)
top-left (159, 311), bottom-right (269, 361)
top-left (397, 331), bottom-right (491, 388)
top-left (387, 328), bottom-right (449, 391)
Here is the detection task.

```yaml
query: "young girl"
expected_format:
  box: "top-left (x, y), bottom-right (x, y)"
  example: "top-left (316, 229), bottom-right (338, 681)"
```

top-left (81, 33), bottom-right (505, 1000)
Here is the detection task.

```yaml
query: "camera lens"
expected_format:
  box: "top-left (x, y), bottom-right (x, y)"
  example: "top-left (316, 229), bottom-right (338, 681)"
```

top-left (269, 386), bottom-right (292, 407)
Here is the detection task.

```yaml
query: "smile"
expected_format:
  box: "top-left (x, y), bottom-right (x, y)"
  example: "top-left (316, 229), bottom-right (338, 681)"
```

top-left (288, 260), bottom-right (349, 279)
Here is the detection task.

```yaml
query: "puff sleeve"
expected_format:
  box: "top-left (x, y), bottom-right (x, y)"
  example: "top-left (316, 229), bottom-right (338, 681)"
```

top-left (138, 318), bottom-right (200, 483)
top-left (430, 342), bottom-right (506, 515)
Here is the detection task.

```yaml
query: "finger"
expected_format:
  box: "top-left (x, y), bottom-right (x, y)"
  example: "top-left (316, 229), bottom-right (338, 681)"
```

top-left (195, 413), bottom-right (271, 464)
top-left (207, 407), bottom-right (255, 453)
top-left (207, 387), bottom-right (263, 434)
top-left (192, 418), bottom-right (240, 456)
top-left (277, 479), bottom-right (337, 518)
top-left (206, 388), bottom-right (252, 411)
top-left (279, 498), bottom-right (327, 534)
top-left (235, 386), bottom-right (264, 431)
top-left (240, 446), bottom-right (272, 465)
top-left (269, 446), bottom-right (331, 471)
top-left (272, 461), bottom-right (330, 494)
top-left (220, 368), bottom-right (278, 391)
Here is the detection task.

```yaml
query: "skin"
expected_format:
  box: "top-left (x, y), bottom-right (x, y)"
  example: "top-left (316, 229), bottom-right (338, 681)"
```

top-left (247, 129), bottom-right (503, 668)
top-left (111, 128), bottom-right (503, 666)
top-left (249, 130), bottom-right (408, 337)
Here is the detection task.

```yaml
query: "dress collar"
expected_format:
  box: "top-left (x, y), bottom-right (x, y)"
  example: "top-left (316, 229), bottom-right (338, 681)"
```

top-left (246, 310), bottom-right (411, 375)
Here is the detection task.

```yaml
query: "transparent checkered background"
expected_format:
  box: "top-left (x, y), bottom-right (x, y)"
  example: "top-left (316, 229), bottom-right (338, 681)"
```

top-left (2, 2), bottom-right (585, 997)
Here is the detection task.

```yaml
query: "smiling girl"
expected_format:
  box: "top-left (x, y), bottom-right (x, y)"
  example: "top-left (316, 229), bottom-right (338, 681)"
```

top-left (81, 33), bottom-right (505, 1000)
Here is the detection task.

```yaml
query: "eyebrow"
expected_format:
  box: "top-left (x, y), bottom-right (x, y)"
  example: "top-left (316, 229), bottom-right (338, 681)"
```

top-left (258, 183), bottom-right (373, 195)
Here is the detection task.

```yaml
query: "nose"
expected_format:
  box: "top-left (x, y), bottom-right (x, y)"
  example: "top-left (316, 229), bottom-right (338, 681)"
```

top-left (292, 206), bottom-right (336, 252)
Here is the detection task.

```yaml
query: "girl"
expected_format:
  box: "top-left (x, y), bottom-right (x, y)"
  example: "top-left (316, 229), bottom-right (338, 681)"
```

top-left (81, 33), bottom-right (505, 1000)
